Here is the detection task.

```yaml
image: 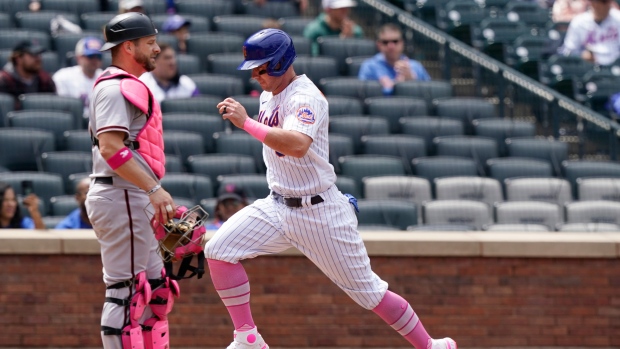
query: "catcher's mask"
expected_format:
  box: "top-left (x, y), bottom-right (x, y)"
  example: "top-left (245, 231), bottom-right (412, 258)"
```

top-left (148, 205), bottom-right (209, 280)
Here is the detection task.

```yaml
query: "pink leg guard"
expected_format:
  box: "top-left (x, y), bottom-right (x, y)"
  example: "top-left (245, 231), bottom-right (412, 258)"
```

top-left (207, 259), bottom-right (255, 331)
top-left (142, 268), bottom-right (179, 349)
top-left (142, 318), bottom-right (169, 349)
top-left (119, 272), bottom-right (151, 349)
top-left (372, 291), bottom-right (431, 349)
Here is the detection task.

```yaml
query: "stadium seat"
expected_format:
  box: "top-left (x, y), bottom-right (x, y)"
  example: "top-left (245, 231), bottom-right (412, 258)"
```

top-left (200, 197), bottom-right (218, 219)
top-left (436, 0), bottom-right (487, 44)
top-left (433, 136), bottom-right (498, 176)
top-left (335, 176), bottom-right (360, 199)
top-left (151, 14), bottom-right (210, 33)
top-left (278, 16), bottom-right (313, 36)
top-left (187, 74), bottom-right (244, 99)
top-left (504, 2), bottom-right (551, 28)
top-left (361, 134), bottom-right (426, 173)
top-left (290, 35), bottom-right (311, 56)
top-left (107, 0), bottom-right (166, 14)
top-left (186, 33), bottom-right (245, 72)
top-left (19, 94), bottom-right (83, 129)
top-left (231, 95), bottom-right (261, 118)
top-left (338, 155), bottom-right (406, 194)
top-left (175, 53), bottom-right (201, 76)
top-left (217, 174), bottom-right (270, 200)
top-left (562, 160), bottom-right (620, 197)
top-left (319, 78), bottom-right (383, 100)
top-left (400, 117), bottom-right (464, 154)
top-left (62, 129), bottom-right (91, 152)
top-left (344, 55), bottom-right (372, 77)
top-left (434, 97), bottom-right (497, 134)
top-left (483, 223), bottom-right (550, 232)
top-left (0, 29), bottom-right (51, 51)
top-left (160, 96), bottom-right (221, 114)
top-left (574, 71), bottom-right (620, 113)
top-left (412, 156), bottom-right (478, 185)
top-left (326, 96), bottom-right (364, 116)
top-left (15, 11), bottom-right (79, 32)
top-left (80, 12), bottom-right (116, 31)
top-left (471, 17), bottom-right (529, 61)
top-left (176, 0), bottom-right (234, 22)
top-left (504, 177), bottom-right (572, 206)
top-left (407, 224), bottom-right (475, 231)
top-left (0, 0), bottom-right (29, 22)
top-left (486, 157), bottom-right (553, 190)
top-left (423, 200), bottom-right (491, 230)
top-left (393, 80), bottom-right (453, 104)
top-left (0, 92), bottom-right (14, 126)
top-left (42, 0), bottom-right (100, 16)
top-left (435, 176), bottom-right (503, 208)
top-left (163, 131), bottom-right (205, 165)
top-left (0, 171), bottom-right (65, 215)
top-left (504, 34), bottom-right (549, 79)
top-left (545, 21), bottom-right (569, 58)
top-left (162, 113), bottom-right (224, 154)
top-left (244, 1), bottom-right (298, 17)
top-left (0, 48), bottom-right (57, 73)
top-left (539, 54), bottom-right (594, 97)
top-left (49, 195), bottom-right (78, 216)
top-left (328, 116), bottom-right (390, 151)
top-left (365, 97), bottom-right (428, 133)
top-left (356, 199), bottom-right (418, 230)
top-left (317, 37), bottom-right (376, 75)
top-left (165, 154), bottom-right (183, 173)
top-left (8, 110), bottom-right (74, 150)
top-left (160, 173), bottom-right (214, 204)
top-left (41, 151), bottom-right (92, 194)
top-left (67, 172), bottom-right (89, 194)
top-left (213, 132), bottom-right (265, 173)
top-left (172, 196), bottom-right (198, 209)
top-left (207, 53), bottom-right (251, 89)
top-left (293, 56), bottom-right (339, 83)
top-left (0, 128), bottom-right (55, 171)
top-left (212, 15), bottom-right (266, 38)
top-left (472, 118), bottom-right (536, 156)
top-left (577, 177), bottom-right (620, 201)
top-left (557, 223), bottom-right (620, 232)
top-left (328, 134), bottom-right (355, 173)
top-left (495, 201), bottom-right (563, 230)
top-left (187, 154), bottom-right (257, 191)
top-left (0, 13), bottom-right (11, 29)
top-left (505, 137), bottom-right (568, 175)
top-left (363, 175), bottom-right (431, 220)
top-left (565, 200), bottom-right (620, 225)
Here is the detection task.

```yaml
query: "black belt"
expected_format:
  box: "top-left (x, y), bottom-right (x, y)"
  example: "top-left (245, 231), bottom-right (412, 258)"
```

top-left (94, 177), bottom-right (113, 185)
top-left (272, 192), bottom-right (324, 208)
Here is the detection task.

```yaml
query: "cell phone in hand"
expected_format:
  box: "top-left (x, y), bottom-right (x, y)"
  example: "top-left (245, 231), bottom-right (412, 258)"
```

top-left (21, 180), bottom-right (34, 196)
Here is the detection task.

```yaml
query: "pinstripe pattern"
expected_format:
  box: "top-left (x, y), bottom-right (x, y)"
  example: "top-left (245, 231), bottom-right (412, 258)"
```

top-left (205, 74), bottom-right (388, 309)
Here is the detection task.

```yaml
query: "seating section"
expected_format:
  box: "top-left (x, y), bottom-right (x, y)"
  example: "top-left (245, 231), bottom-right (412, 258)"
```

top-left (0, 1), bottom-right (617, 232)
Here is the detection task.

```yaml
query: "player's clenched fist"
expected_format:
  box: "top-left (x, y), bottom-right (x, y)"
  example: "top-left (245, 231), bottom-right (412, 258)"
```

top-left (149, 187), bottom-right (176, 223)
top-left (217, 97), bottom-right (250, 129)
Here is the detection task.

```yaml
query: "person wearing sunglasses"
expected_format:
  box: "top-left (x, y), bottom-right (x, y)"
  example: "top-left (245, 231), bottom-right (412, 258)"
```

top-left (358, 23), bottom-right (431, 95)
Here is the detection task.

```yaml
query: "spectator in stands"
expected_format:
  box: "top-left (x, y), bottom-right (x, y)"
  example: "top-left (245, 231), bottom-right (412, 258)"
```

top-left (253, 0), bottom-right (310, 15)
top-left (53, 37), bottom-right (104, 120)
top-left (119, 0), bottom-right (145, 14)
top-left (55, 178), bottom-right (92, 230)
top-left (358, 23), bottom-right (431, 95)
top-left (553, 0), bottom-right (589, 22)
top-left (303, 0), bottom-right (364, 56)
top-left (139, 43), bottom-right (199, 103)
top-left (162, 14), bottom-right (191, 54)
top-left (0, 40), bottom-right (56, 110)
top-left (559, 0), bottom-right (620, 65)
top-left (206, 185), bottom-right (249, 230)
top-left (0, 182), bottom-right (45, 229)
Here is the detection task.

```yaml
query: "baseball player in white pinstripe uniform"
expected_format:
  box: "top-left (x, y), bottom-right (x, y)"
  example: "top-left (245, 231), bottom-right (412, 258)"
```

top-left (207, 29), bottom-right (456, 349)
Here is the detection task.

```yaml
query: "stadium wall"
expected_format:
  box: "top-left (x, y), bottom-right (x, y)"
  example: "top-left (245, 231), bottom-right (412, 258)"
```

top-left (0, 230), bottom-right (618, 348)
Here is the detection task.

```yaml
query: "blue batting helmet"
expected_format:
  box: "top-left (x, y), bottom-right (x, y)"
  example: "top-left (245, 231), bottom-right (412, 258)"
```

top-left (237, 29), bottom-right (296, 77)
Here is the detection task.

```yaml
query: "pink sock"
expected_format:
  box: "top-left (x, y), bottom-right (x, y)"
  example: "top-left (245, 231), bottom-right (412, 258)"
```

top-left (372, 291), bottom-right (432, 349)
top-left (207, 259), bottom-right (255, 331)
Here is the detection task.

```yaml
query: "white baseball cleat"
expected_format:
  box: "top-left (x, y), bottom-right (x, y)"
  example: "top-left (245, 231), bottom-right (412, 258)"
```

top-left (430, 337), bottom-right (457, 349)
top-left (226, 327), bottom-right (269, 349)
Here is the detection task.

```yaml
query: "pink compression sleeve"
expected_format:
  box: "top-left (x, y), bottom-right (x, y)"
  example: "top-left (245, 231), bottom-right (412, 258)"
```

top-left (243, 118), bottom-right (269, 142)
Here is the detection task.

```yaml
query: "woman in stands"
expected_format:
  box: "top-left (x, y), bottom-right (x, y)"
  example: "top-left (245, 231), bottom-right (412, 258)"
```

top-left (0, 182), bottom-right (45, 229)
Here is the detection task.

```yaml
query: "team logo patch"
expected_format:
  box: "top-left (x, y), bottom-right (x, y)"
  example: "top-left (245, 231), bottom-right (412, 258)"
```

top-left (296, 106), bottom-right (315, 124)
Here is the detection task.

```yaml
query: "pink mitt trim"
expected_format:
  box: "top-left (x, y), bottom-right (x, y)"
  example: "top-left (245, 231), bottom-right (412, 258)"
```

top-left (244, 118), bottom-right (269, 142)
top-left (107, 147), bottom-right (133, 170)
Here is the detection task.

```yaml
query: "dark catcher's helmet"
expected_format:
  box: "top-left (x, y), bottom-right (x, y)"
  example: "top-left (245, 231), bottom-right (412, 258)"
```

top-left (100, 12), bottom-right (158, 51)
top-left (237, 29), bottom-right (297, 77)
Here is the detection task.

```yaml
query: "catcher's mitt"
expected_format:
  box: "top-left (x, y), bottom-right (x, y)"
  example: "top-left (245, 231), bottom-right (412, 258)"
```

top-left (149, 205), bottom-right (209, 263)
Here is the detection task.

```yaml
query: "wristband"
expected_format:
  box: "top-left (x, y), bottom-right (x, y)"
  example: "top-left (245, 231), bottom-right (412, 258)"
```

top-left (243, 118), bottom-right (270, 142)
top-left (106, 147), bottom-right (133, 170)
top-left (146, 184), bottom-right (161, 196)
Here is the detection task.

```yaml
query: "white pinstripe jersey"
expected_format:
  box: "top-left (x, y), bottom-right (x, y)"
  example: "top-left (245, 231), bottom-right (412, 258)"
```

top-left (258, 74), bottom-right (336, 197)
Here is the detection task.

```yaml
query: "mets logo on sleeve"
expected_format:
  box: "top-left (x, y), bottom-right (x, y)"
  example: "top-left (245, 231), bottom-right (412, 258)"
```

top-left (296, 106), bottom-right (315, 124)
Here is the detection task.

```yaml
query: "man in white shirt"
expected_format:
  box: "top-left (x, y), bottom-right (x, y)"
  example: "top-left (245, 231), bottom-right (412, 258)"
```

top-left (52, 37), bottom-right (104, 120)
top-left (560, 0), bottom-right (620, 65)
top-left (139, 43), bottom-right (199, 103)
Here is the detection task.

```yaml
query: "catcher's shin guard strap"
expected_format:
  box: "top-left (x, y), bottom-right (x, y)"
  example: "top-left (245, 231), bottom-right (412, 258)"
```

top-left (164, 251), bottom-right (205, 280)
top-left (142, 318), bottom-right (170, 349)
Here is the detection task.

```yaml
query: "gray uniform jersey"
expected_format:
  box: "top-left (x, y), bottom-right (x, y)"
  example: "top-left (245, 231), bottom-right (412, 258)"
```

top-left (89, 78), bottom-right (158, 182)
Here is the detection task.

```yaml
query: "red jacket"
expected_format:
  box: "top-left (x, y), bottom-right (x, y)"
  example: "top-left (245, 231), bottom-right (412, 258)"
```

top-left (0, 68), bottom-right (56, 110)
